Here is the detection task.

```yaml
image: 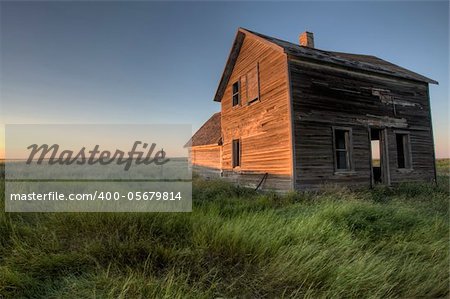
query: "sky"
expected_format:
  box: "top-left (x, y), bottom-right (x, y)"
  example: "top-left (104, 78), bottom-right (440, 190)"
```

top-left (0, 1), bottom-right (448, 158)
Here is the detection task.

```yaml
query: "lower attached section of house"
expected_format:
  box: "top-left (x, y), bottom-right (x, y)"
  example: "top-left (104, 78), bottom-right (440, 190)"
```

top-left (190, 141), bottom-right (294, 191)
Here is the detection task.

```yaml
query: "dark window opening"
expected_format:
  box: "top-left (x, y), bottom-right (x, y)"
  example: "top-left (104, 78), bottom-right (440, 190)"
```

top-left (232, 81), bottom-right (240, 107)
top-left (396, 133), bottom-right (411, 169)
top-left (334, 128), bottom-right (351, 171)
top-left (370, 128), bottom-right (382, 184)
top-left (232, 139), bottom-right (240, 168)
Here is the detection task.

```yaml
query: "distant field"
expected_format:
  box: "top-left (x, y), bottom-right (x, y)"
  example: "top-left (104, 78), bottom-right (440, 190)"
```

top-left (436, 158), bottom-right (450, 175)
top-left (0, 160), bottom-right (448, 298)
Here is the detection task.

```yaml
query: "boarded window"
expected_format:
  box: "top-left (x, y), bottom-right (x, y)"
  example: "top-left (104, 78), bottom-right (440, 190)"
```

top-left (333, 128), bottom-right (352, 171)
top-left (396, 133), bottom-right (411, 169)
top-left (247, 64), bottom-right (259, 104)
top-left (232, 81), bottom-right (240, 106)
top-left (232, 139), bottom-right (240, 168)
top-left (240, 75), bottom-right (247, 103)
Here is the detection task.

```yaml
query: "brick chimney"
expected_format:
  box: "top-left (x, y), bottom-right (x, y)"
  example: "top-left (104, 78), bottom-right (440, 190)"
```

top-left (299, 31), bottom-right (314, 48)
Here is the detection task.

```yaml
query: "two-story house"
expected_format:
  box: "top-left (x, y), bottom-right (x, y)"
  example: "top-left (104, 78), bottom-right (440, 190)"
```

top-left (187, 28), bottom-right (438, 191)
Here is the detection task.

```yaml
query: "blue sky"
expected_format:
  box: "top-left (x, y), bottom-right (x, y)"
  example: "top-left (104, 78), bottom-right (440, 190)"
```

top-left (0, 1), bottom-right (448, 158)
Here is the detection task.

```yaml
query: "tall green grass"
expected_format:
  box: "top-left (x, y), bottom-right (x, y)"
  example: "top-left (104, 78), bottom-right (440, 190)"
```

top-left (0, 162), bottom-right (448, 298)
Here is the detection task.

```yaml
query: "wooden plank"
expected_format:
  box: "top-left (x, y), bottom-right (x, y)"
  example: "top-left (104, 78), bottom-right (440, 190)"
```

top-left (190, 145), bottom-right (221, 169)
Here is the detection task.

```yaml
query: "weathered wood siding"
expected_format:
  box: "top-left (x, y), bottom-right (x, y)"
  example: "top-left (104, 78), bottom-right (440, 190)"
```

top-left (189, 145), bottom-right (222, 178)
top-left (190, 145), bottom-right (221, 169)
top-left (289, 58), bottom-right (435, 189)
top-left (220, 35), bottom-right (293, 191)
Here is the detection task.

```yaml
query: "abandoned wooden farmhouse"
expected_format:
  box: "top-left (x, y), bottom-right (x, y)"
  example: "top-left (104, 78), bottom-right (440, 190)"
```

top-left (187, 28), bottom-right (438, 191)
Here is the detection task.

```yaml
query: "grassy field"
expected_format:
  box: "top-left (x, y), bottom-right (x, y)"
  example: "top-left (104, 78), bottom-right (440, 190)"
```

top-left (0, 161), bottom-right (449, 298)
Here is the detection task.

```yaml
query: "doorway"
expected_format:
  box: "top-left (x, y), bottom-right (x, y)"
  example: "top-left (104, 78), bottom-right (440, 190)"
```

top-left (370, 128), bottom-right (388, 186)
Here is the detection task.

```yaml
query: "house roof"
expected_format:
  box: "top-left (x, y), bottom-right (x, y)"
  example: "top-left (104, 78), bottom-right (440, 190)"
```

top-left (214, 28), bottom-right (438, 102)
top-left (185, 112), bottom-right (221, 147)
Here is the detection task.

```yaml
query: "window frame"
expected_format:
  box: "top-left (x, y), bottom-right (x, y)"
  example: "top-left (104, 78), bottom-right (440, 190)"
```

top-left (232, 138), bottom-right (241, 168)
top-left (232, 80), bottom-right (240, 107)
top-left (246, 62), bottom-right (260, 106)
top-left (332, 126), bottom-right (353, 173)
top-left (395, 131), bottom-right (412, 169)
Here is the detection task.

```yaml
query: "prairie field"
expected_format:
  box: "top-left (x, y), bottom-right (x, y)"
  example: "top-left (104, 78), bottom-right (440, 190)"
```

top-left (0, 160), bottom-right (449, 298)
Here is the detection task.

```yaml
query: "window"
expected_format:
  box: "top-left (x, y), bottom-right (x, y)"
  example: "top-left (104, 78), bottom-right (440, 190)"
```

top-left (246, 64), bottom-right (260, 104)
top-left (396, 133), bottom-right (411, 169)
top-left (333, 128), bottom-right (352, 171)
top-left (231, 64), bottom-right (259, 107)
top-left (232, 139), bottom-right (240, 168)
top-left (232, 81), bottom-right (240, 107)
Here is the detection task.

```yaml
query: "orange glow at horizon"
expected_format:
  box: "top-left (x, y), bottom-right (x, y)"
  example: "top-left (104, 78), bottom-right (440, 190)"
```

top-left (0, 125), bottom-right (448, 160)
top-left (1, 142), bottom-right (449, 160)
top-left (0, 125), bottom-right (4, 160)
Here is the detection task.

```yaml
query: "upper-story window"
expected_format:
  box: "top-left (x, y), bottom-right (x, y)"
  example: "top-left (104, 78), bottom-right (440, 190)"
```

top-left (232, 64), bottom-right (260, 107)
top-left (232, 81), bottom-right (240, 106)
top-left (246, 64), bottom-right (260, 105)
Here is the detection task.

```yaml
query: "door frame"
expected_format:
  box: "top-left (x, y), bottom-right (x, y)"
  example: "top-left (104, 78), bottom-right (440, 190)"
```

top-left (369, 127), bottom-right (391, 187)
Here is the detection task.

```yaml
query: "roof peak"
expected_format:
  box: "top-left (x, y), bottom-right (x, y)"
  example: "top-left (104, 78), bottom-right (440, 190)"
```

top-left (242, 28), bottom-right (437, 84)
top-left (213, 28), bottom-right (437, 102)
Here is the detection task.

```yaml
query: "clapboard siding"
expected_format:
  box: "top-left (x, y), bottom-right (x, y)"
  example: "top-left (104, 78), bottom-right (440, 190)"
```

top-left (387, 127), bottom-right (435, 184)
top-left (289, 58), bottom-right (435, 189)
top-left (220, 34), bottom-right (293, 190)
top-left (293, 122), bottom-right (371, 188)
top-left (190, 145), bottom-right (221, 169)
